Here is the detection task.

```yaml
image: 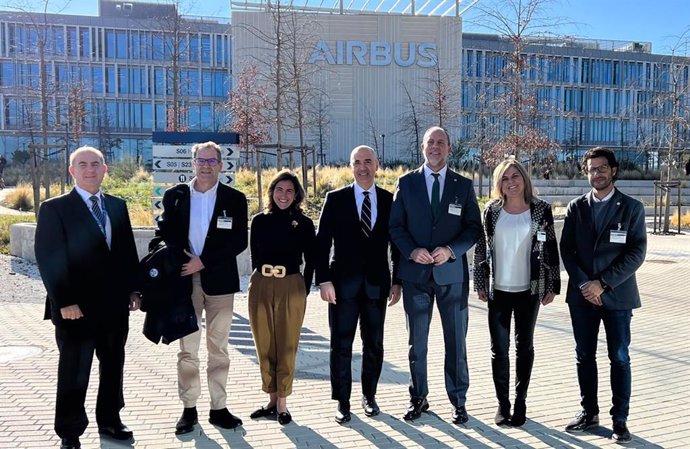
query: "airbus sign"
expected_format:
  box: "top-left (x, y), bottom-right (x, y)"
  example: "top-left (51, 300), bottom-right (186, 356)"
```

top-left (308, 40), bottom-right (438, 68)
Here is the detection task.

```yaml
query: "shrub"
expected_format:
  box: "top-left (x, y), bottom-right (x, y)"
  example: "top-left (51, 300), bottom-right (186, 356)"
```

top-left (2, 183), bottom-right (33, 210)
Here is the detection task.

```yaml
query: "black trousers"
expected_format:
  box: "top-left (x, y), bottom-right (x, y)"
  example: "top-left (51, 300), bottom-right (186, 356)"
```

top-left (488, 289), bottom-right (540, 405)
top-left (54, 323), bottom-right (128, 439)
top-left (328, 289), bottom-right (387, 402)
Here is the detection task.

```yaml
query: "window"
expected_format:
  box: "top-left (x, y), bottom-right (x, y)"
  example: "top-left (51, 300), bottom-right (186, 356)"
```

top-left (215, 35), bottom-right (224, 65)
top-left (106, 30), bottom-right (116, 58)
top-left (118, 67), bottom-right (128, 94)
top-left (80, 28), bottom-right (90, 58)
top-left (116, 31), bottom-right (127, 59)
top-left (1, 63), bottom-right (15, 87)
top-left (201, 35), bottom-right (211, 63)
top-left (154, 68), bottom-right (165, 95)
top-left (67, 27), bottom-right (78, 56)
top-left (105, 66), bottom-right (116, 93)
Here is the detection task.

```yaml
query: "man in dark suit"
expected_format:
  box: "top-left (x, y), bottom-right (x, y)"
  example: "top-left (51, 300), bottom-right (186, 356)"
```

top-left (157, 141), bottom-right (248, 434)
top-left (561, 147), bottom-right (646, 444)
top-left (316, 145), bottom-right (402, 424)
top-left (35, 146), bottom-right (141, 449)
top-left (389, 126), bottom-right (482, 424)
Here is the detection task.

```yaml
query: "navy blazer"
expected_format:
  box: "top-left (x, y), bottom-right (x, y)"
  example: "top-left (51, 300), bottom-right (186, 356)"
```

top-left (389, 166), bottom-right (482, 286)
top-left (35, 189), bottom-right (140, 332)
top-left (560, 188), bottom-right (646, 310)
top-left (157, 182), bottom-right (248, 295)
top-left (315, 184), bottom-right (400, 300)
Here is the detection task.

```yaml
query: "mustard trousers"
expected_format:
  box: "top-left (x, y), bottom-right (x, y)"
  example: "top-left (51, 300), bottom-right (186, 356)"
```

top-left (248, 271), bottom-right (307, 397)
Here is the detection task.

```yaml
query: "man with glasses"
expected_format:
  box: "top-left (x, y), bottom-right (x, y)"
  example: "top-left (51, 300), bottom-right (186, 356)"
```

top-left (560, 147), bottom-right (646, 444)
top-left (157, 141), bottom-right (248, 434)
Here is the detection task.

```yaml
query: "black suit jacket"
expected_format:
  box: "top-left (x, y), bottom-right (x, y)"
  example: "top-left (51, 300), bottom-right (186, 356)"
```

top-left (560, 188), bottom-right (646, 310)
top-left (35, 189), bottom-right (140, 332)
top-left (316, 184), bottom-right (400, 300)
top-left (157, 182), bottom-right (248, 295)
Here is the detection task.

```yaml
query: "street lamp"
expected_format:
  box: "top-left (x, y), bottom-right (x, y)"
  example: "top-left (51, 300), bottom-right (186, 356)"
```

top-left (380, 133), bottom-right (385, 165)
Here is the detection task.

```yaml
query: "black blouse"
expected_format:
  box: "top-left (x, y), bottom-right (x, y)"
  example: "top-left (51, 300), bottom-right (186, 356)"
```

top-left (250, 207), bottom-right (316, 290)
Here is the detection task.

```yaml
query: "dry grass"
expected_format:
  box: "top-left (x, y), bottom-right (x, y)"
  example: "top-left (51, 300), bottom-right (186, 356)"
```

top-left (671, 210), bottom-right (690, 229)
top-left (2, 183), bottom-right (34, 210)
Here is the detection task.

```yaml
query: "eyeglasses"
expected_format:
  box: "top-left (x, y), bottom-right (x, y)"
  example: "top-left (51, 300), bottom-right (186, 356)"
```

top-left (194, 157), bottom-right (220, 167)
top-left (586, 164), bottom-right (610, 175)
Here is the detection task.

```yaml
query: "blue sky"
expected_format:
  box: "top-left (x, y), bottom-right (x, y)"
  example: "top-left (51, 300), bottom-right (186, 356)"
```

top-left (40, 0), bottom-right (690, 55)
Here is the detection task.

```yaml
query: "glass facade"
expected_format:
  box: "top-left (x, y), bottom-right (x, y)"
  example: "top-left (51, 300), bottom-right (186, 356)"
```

top-left (461, 34), bottom-right (690, 163)
top-left (0, 9), bottom-right (232, 160)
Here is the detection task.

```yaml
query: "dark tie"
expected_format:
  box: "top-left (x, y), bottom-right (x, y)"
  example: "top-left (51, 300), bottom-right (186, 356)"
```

top-left (90, 195), bottom-right (106, 235)
top-left (361, 191), bottom-right (372, 238)
top-left (431, 173), bottom-right (441, 219)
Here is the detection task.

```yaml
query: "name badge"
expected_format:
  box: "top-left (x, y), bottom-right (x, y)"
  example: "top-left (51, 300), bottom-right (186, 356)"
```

top-left (217, 217), bottom-right (233, 230)
top-left (537, 231), bottom-right (546, 242)
top-left (448, 204), bottom-right (462, 216)
top-left (610, 230), bottom-right (626, 244)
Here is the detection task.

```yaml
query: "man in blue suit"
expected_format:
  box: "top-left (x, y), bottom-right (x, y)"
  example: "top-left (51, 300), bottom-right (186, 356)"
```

top-left (561, 147), bottom-right (646, 444)
top-left (389, 126), bottom-right (482, 424)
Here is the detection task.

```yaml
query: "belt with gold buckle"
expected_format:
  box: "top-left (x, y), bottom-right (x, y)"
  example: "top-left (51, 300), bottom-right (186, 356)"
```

top-left (261, 264), bottom-right (286, 278)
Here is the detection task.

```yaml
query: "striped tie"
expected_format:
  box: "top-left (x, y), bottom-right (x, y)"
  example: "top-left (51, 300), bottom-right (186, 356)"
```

top-left (361, 191), bottom-right (372, 238)
top-left (90, 195), bottom-right (106, 235)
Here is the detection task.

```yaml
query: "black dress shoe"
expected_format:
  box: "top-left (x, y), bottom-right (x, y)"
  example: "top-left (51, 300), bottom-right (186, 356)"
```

top-left (362, 396), bottom-right (380, 417)
top-left (452, 405), bottom-right (468, 425)
top-left (278, 410), bottom-right (292, 425)
top-left (613, 421), bottom-right (632, 444)
top-left (494, 402), bottom-right (512, 425)
top-left (335, 400), bottom-right (351, 424)
top-left (175, 407), bottom-right (198, 435)
top-left (565, 410), bottom-right (599, 432)
top-left (98, 422), bottom-right (133, 440)
top-left (403, 398), bottom-right (429, 421)
top-left (510, 401), bottom-right (526, 427)
top-left (250, 405), bottom-right (277, 419)
top-left (60, 437), bottom-right (80, 449)
top-left (209, 408), bottom-right (243, 429)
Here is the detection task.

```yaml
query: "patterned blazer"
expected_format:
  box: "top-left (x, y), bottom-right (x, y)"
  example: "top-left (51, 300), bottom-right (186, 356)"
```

top-left (473, 198), bottom-right (561, 301)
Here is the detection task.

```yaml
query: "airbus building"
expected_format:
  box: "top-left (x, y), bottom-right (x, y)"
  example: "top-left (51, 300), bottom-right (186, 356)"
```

top-left (0, 0), bottom-right (687, 165)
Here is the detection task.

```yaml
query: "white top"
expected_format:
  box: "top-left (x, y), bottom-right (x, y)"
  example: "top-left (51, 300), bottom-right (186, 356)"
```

top-left (74, 185), bottom-right (111, 248)
top-left (353, 183), bottom-right (378, 227)
top-left (423, 165), bottom-right (447, 203)
top-left (188, 178), bottom-right (219, 257)
top-left (494, 209), bottom-right (531, 292)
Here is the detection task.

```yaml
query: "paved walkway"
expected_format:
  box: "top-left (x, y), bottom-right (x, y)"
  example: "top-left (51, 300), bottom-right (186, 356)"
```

top-left (0, 231), bottom-right (688, 448)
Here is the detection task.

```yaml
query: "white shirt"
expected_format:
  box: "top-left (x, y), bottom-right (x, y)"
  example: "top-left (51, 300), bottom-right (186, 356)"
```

top-left (423, 165), bottom-right (447, 203)
top-left (494, 209), bottom-right (531, 292)
top-left (74, 185), bottom-right (112, 248)
top-left (353, 183), bottom-right (378, 227)
top-left (188, 178), bottom-right (219, 257)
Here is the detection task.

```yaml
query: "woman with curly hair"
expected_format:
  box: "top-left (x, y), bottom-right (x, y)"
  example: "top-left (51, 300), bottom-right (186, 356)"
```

top-left (247, 170), bottom-right (315, 425)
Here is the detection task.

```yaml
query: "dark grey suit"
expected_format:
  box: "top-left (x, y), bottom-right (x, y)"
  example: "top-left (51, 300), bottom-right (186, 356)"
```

top-left (560, 188), bottom-right (646, 421)
top-left (389, 166), bottom-right (481, 406)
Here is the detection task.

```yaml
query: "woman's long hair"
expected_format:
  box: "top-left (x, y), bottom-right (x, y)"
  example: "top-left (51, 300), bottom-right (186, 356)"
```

top-left (265, 169), bottom-right (306, 213)
top-left (490, 158), bottom-right (534, 205)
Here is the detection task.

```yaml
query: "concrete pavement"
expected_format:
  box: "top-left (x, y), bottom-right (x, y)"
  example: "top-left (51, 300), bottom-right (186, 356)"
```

top-left (0, 231), bottom-right (688, 448)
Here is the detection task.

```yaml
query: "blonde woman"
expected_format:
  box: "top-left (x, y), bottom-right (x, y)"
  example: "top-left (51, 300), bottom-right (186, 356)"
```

top-left (474, 159), bottom-right (560, 427)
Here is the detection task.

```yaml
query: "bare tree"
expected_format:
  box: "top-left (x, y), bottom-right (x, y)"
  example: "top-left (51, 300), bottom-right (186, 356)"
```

top-left (310, 92), bottom-right (331, 165)
top-left (652, 30), bottom-right (690, 232)
top-left (224, 64), bottom-right (270, 166)
top-left (398, 82), bottom-right (423, 165)
top-left (423, 64), bottom-right (460, 129)
top-left (282, 11), bottom-right (321, 191)
top-left (471, 0), bottom-right (565, 171)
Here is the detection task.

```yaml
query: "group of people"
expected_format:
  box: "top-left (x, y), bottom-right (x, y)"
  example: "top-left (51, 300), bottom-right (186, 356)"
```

top-left (34, 127), bottom-right (646, 449)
